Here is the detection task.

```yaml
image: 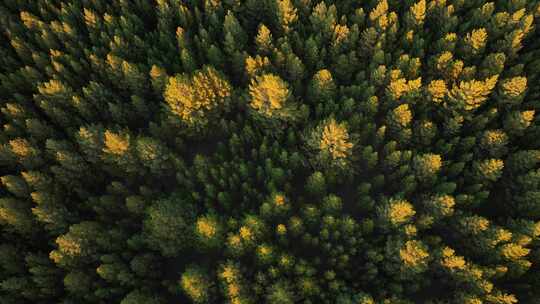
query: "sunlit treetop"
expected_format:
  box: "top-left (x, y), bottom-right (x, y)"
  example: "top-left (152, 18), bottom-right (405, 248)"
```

top-left (387, 75), bottom-right (422, 100)
top-left (464, 28), bottom-right (488, 53)
top-left (319, 119), bottom-right (354, 160)
top-left (499, 76), bottom-right (527, 104)
top-left (448, 75), bottom-right (498, 111)
top-left (388, 104), bottom-right (413, 129)
top-left (103, 130), bottom-right (130, 156)
top-left (409, 0), bottom-right (426, 25)
top-left (255, 24), bottom-right (273, 54)
top-left (399, 240), bottom-right (430, 271)
top-left (181, 266), bottom-right (211, 304)
top-left (427, 79), bottom-right (448, 103)
top-left (378, 198), bottom-right (416, 228)
top-left (439, 247), bottom-right (466, 270)
top-left (248, 73), bottom-right (293, 120)
top-left (306, 118), bottom-right (355, 170)
top-left (164, 66), bottom-right (232, 128)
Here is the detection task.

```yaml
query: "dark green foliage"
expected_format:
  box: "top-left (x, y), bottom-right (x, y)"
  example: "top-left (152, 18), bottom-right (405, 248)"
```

top-left (143, 195), bottom-right (196, 257)
top-left (1, 0), bottom-right (540, 303)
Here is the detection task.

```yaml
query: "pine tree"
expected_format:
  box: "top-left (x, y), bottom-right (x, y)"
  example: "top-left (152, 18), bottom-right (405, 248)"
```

top-left (143, 195), bottom-right (196, 257)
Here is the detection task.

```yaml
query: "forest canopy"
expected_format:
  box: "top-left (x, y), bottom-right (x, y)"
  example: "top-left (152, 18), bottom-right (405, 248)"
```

top-left (1, 0), bottom-right (540, 303)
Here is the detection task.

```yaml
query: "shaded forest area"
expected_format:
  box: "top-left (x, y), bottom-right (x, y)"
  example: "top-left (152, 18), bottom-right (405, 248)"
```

top-left (1, 0), bottom-right (540, 303)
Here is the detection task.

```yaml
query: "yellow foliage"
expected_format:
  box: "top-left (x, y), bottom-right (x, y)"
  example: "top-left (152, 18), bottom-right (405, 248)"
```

top-left (415, 153), bottom-right (442, 177)
top-left (369, 0), bottom-right (388, 21)
top-left (204, 0), bottom-right (220, 12)
top-left (410, 0), bottom-right (426, 24)
top-left (463, 216), bottom-right (490, 234)
top-left (257, 244), bottom-right (272, 256)
top-left (249, 73), bottom-right (290, 118)
top-left (228, 234), bottom-right (242, 248)
top-left (427, 79), bottom-right (447, 102)
top-left (400, 240), bottom-right (429, 268)
top-left (486, 293), bottom-right (518, 304)
top-left (441, 247), bottom-right (466, 270)
top-left (332, 24), bottom-right (350, 46)
top-left (103, 130), bottom-right (130, 155)
top-left (196, 217), bottom-right (217, 238)
top-left (522, 110), bottom-right (535, 123)
top-left (406, 30), bottom-right (414, 42)
top-left (436, 51), bottom-right (454, 71)
top-left (388, 78), bottom-right (409, 99)
top-left (164, 66), bottom-right (232, 126)
top-left (465, 28), bottom-right (488, 51)
top-left (476, 158), bottom-right (504, 181)
top-left (449, 75), bottom-right (498, 110)
top-left (481, 130), bottom-right (508, 151)
top-left (239, 226), bottom-right (253, 241)
top-left (463, 296), bottom-right (483, 304)
top-left (408, 77), bottom-right (422, 91)
top-left (390, 104), bottom-right (412, 128)
top-left (387, 77), bottom-right (422, 100)
top-left (444, 33), bottom-right (457, 43)
top-left (228, 283), bottom-right (240, 297)
top-left (276, 224), bottom-right (287, 235)
top-left (319, 118), bottom-right (354, 160)
top-left (245, 55), bottom-right (270, 78)
top-left (38, 79), bottom-right (70, 96)
top-left (274, 194), bottom-right (286, 206)
top-left (404, 224), bottom-right (417, 237)
top-left (500, 243), bottom-right (530, 260)
top-left (277, 0), bottom-right (297, 32)
top-left (500, 76), bottom-right (527, 99)
top-left (220, 264), bottom-right (239, 284)
top-left (313, 69), bottom-right (335, 93)
top-left (9, 138), bottom-right (32, 158)
top-left (255, 24), bottom-right (272, 52)
top-left (83, 8), bottom-right (99, 28)
top-left (429, 195), bottom-right (455, 217)
top-left (387, 199), bottom-right (415, 226)
top-left (492, 228), bottom-right (512, 248)
top-left (181, 272), bottom-right (207, 302)
top-left (54, 235), bottom-right (81, 257)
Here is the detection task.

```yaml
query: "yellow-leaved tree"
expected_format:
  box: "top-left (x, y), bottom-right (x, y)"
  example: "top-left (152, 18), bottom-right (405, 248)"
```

top-left (306, 118), bottom-right (355, 171)
top-left (248, 73), bottom-right (302, 125)
top-left (448, 75), bottom-right (498, 111)
top-left (164, 66), bottom-right (232, 130)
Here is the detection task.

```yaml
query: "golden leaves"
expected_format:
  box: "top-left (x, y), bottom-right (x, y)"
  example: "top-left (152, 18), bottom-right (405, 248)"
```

top-left (387, 77), bottom-right (422, 100)
top-left (440, 247), bottom-right (466, 270)
top-left (465, 28), bottom-right (488, 51)
top-left (248, 73), bottom-right (290, 118)
top-left (9, 138), bottom-right (32, 158)
top-left (500, 77), bottom-right (527, 101)
top-left (277, 0), bottom-right (298, 33)
top-left (389, 104), bottom-right (412, 128)
top-left (369, 0), bottom-right (388, 22)
top-left (449, 75), bottom-right (498, 111)
top-left (164, 66), bottom-right (231, 126)
top-left (196, 217), bottom-right (217, 239)
top-left (384, 199), bottom-right (416, 226)
top-left (427, 80), bottom-right (447, 102)
top-left (103, 130), bottom-right (129, 155)
top-left (400, 240), bottom-right (429, 268)
top-left (410, 0), bottom-right (426, 25)
top-left (319, 119), bottom-right (354, 160)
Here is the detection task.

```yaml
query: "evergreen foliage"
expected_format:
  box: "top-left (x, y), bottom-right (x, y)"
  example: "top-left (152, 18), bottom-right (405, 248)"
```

top-left (0, 0), bottom-right (540, 303)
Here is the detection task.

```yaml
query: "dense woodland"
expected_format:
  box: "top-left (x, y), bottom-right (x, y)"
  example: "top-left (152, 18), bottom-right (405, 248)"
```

top-left (1, 0), bottom-right (540, 303)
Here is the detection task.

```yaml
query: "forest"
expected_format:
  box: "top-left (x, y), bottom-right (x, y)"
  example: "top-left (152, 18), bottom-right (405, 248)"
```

top-left (1, 0), bottom-right (540, 303)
